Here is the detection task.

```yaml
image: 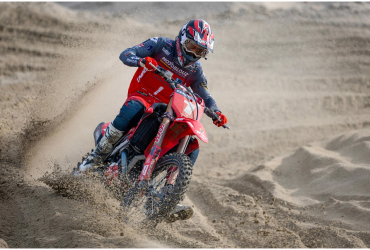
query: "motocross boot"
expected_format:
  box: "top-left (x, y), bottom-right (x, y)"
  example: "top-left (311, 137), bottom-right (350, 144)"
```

top-left (164, 204), bottom-right (194, 223)
top-left (79, 123), bottom-right (124, 173)
top-left (161, 184), bottom-right (194, 223)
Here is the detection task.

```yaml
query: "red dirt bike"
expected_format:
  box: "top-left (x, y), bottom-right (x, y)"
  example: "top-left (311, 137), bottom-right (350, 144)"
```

top-left (75, 61), bottom-right (229, 226)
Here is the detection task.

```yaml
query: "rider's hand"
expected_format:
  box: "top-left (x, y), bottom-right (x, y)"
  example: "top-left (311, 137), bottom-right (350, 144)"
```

top-left (139, 57), bottom-right (158, 71)
top-left (213, 111), bottom-right (228, 127)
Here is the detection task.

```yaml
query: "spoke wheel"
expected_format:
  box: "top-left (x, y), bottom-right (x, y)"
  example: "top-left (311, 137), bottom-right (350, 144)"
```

top-left (121, 153), bottom-right (193, 227)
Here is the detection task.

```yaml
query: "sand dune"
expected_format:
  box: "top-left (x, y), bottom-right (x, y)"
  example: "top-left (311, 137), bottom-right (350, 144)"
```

top-left (245, 129), bottom-right (370, 230)
top-left (1, 2), bottom-right (370, 248)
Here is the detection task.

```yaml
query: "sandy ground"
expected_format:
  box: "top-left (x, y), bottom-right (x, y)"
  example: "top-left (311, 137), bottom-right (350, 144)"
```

top-left (1, 2), bottom-right (370, 248)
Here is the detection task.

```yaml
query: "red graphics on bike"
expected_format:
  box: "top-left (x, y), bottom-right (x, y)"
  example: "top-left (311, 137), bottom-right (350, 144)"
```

top-left (140, 145), bottom-right (162, 182)
top-left (101, 122), bottom-right (110, 137)
top-left (154, 123), bottom-right (166, 143)
top-left (143, 86), bottom-right (208, 159)
top-left (173, 118), bottom-right (208, 143)
top-left (127, 59), bottom-right (187, 108)
top-left (105, 163), bottom-right (119, 185)
top-left (146, 117), bottom-right (207, 158)
top-left (100, 86), bottom-right (208, 161)
top-left (172, 87), bottom-right (204, 120)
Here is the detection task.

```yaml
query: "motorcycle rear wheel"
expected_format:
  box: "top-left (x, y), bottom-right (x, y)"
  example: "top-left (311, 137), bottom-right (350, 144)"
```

top-left (121, 152), bottom-right (193, 227)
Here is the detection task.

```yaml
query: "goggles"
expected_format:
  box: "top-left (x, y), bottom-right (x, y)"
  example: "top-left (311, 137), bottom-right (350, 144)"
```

top-left (183, 39), bottom-right (209, 58)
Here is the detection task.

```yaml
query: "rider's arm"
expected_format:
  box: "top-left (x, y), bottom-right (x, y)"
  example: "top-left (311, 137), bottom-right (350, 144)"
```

top-left (119, 37), bottom-right (161, 67)
top-left (191, 72), bottom-right (221, 116)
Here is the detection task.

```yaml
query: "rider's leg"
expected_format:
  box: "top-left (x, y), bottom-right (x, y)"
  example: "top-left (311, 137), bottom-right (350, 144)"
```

top-left (187, 148), bottom-right (199, 165)
top-left (112, 100), bottom-right (146, 132)
top-left (79, 100), bottom-right (145, 172)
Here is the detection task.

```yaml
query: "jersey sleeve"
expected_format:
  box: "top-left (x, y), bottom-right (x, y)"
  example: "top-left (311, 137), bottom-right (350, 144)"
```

top-left (119, 37), bottom-right (162, 67)
top-left (191, 70), bottom-right (221, 117)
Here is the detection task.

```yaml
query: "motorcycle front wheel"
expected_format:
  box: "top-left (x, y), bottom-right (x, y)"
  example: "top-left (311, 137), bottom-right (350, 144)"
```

top-left (121, 152), bottom-right (193, 227)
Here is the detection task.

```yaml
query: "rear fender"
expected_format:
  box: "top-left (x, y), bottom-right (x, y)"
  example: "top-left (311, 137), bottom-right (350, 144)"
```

top-left (101, 121), bottom-right (135, 145)
top-left (101, 122), bottom-right (110, 138)
top-left (94, 122), bottom-right (105, 146)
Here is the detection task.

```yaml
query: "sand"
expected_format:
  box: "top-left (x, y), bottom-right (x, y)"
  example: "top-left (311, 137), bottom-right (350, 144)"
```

top-left (1, 2), bottom-right (370, 248)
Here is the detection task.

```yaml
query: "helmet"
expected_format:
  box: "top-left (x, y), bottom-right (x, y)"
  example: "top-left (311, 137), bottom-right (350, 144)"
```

top-left (176, 19), bottom-right (214, 68)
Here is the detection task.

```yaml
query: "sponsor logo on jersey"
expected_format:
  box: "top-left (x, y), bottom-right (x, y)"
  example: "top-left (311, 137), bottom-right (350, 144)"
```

top-left (160, 57), bottom-right (189, 77)
top-left (164, 42), bottom-right (173, 49)
top-left (146, 45), bottom-right (153, 51)
top-left (198, 81), bottom-right (208, 89)
top-left (126, 58), bottom-right (138, 64)
top-left (150, 37), bottom-right (158, 43)
top-left (162, 42), bottom-right (173, 56)
top-left (162, 48), bottom-right (170, 56)
top-left (165, 39), bottom-right (173, 46)
top-left (188, 62), bottom-right (199, 72)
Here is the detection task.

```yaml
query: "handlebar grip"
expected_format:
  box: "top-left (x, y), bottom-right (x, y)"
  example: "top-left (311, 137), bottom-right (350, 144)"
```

top-left (149, 62), bottom-right (157, 69)
top-left (223, 124), bottom-right (230, 129)
top-left (139, 58), bottom-right (146, 67)
top-left (204, 107), bottom-right (230, 129)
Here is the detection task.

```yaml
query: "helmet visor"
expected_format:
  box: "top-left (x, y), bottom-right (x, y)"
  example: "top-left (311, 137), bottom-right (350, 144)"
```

top-left (183, 39), bottom-right (209, 58)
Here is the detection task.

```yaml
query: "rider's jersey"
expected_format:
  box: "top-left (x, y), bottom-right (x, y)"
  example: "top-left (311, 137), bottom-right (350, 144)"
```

top-left (119, 37), bottom-right (220, 116)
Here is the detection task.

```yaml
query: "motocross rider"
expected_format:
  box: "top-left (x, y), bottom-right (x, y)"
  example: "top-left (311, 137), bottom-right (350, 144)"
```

top-left (80, 19), bottom-right (228, 222)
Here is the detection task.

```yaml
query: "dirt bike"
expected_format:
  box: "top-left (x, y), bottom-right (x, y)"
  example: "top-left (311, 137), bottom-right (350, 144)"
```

top-left (75, 60), bottom-right (229, 226)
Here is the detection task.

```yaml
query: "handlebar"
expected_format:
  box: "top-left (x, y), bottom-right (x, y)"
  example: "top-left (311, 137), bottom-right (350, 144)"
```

top-left (204, 107), bottom-right (230, 129)
top-left (140, 58), bottom-right (230, 130)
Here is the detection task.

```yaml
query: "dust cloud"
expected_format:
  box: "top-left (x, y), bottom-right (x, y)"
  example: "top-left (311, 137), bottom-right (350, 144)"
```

top-left (1, 2), bottom-right (370, 248)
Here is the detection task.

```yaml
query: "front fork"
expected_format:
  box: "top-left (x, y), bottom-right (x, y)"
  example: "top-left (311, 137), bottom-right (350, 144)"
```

top-left (138, 96), bottom-right (173, 183)
top-left (138, 96), bottom-right (190, 186)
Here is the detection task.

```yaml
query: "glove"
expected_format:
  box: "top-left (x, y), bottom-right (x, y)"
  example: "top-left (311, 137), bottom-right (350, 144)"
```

top-left (213, 111), bottom-right (228, 127)
top-left (139, 57), bottom-right (158, 71)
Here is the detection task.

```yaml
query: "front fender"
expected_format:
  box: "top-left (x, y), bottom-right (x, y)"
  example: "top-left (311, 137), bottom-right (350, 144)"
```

top-left (144, 117), bottom-right (208, 158)
top-left (173, 118), bottom-right (208, 143)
